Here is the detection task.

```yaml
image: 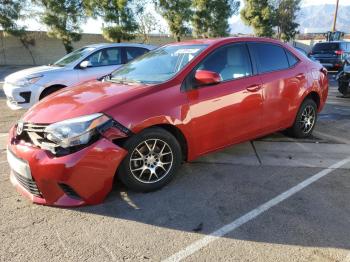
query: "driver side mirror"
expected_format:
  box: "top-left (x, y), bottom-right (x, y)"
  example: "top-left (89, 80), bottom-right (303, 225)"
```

top-left (80, 60), bottom-right (92, 69)
top-left (194, 70), bottom-right (221, 86)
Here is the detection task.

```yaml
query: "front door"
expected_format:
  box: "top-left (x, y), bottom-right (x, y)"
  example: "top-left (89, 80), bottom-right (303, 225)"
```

top-left (77, 47), bottom-right (123, 83)
top-left (186, 43), bottom-right (263, 156)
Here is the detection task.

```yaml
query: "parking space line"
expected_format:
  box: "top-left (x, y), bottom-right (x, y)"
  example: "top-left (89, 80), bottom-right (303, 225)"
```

top-left (163, 157), bottom-right (350, 262)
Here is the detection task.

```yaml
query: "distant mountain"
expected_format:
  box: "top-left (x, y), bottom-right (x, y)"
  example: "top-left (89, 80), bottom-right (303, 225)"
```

top-left (298, 4), bottom-right (350, 33)
top-left (230, 4), bottom-right (350, 34)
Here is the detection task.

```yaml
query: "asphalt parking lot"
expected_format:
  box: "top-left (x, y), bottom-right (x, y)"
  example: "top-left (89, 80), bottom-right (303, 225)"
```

top-left (1, 66), bottom-right (350, 262)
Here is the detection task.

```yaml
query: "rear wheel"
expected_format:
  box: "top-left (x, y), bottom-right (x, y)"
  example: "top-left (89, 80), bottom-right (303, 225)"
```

top-left (338, 80), bottom-right (350, 96)
top-left (287, 99), bottom-right (317, 138)
top-left (118, 128), bottom-right (182, 192)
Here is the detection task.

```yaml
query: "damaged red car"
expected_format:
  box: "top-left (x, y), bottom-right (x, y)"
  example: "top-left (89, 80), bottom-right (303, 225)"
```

top-left (7, 37), bottom-right (328, 206)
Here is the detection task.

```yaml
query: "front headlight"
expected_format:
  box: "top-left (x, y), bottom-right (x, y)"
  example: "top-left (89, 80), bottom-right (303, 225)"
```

top-left (14, 75), bottom-right (43, 87)
top-left (45, 113), bottom-right (111, 148)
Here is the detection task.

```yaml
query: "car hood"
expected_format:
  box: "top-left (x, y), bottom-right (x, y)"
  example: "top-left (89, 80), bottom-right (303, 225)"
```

top-left (22, 80), bottom-right (154, 124)
top-left (5, 65), bottom-right (66, 82)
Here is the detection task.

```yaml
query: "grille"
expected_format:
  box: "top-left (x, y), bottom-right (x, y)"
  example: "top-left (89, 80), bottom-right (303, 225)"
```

top-left (59, 183), bottom-right (81, 200)
top-left (17, 122), bottom-right (58, 152)
top-left (22, 122), bottom-right (47, 133)
top-left (13, 171), bottom-right (42, 197)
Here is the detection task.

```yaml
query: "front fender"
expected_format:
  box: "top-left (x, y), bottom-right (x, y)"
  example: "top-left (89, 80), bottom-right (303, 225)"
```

top-left (128, 115), bottom-right (196, 161)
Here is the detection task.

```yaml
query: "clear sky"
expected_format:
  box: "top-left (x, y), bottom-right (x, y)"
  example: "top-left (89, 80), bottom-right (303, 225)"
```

top-left (22, 0), bottom-right (350, 34)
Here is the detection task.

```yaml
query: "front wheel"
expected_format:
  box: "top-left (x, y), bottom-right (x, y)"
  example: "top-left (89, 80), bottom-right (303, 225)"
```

top-left (118, 128), bottom-right (182, 192)
top-left (287, 99), bottom-right (318, 138)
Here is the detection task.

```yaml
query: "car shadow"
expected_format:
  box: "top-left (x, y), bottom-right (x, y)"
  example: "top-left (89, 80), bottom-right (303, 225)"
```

top-left (72, 159), bottom-right (350, 251)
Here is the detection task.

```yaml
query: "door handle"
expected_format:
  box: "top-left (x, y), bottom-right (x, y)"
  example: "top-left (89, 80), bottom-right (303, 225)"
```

top-left (246, 84), bottom-right (262, 92)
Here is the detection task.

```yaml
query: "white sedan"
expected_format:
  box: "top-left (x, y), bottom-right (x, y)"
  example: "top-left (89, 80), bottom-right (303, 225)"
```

top-left (3, 43), bottom-right (156, 110)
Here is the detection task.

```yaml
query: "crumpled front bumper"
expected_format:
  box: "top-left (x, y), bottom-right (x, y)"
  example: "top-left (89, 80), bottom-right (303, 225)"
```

top-left (7, 126), bottom-right (128, 206)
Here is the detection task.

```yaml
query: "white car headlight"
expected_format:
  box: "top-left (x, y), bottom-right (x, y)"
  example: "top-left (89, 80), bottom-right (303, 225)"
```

top-left (45, 113), bottom-right (111, 148)
top-left (14, 75), bottom-right (43, 87)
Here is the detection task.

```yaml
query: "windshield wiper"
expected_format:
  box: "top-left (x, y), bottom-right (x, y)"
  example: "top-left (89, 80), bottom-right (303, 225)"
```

top-left (108, 78), bottom-right (143, 85)
top-left (98, 73), bottom-right (112, 82)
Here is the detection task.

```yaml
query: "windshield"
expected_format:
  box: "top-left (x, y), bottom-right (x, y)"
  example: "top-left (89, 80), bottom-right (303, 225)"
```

top-left (110, 44), bottom-right (207, 84)
top-left (54, 47), bottom-right (95, 67)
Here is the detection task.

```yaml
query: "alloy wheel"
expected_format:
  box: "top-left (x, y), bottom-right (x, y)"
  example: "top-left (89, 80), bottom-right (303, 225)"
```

top-left (129, 139), bottom-right (173, 184)
top-left (299, 105), bottom-right (316, 134)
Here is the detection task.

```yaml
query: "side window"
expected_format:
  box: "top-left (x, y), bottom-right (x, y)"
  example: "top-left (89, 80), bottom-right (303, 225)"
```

top-left (251, 43), bottom-right (289, 73)
top-left (125, 47), bottom-right (148, 62)
top-left (285, 50), bottom-right (299, 67)
top-left (197, 43), bottom-right (252, 81)
top-left (86, 48), bottom-right (121, 67)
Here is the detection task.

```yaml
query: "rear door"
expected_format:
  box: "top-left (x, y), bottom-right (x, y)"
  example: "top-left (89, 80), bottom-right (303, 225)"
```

top-left (186, 42), bottom-right (263, 155)
top-left (248, 42), bottom-right (306, 132)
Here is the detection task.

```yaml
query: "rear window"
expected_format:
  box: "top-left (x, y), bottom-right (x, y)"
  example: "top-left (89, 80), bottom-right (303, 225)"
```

top-left (250, 43), bottom-right (289, 73)
top-left (312, 43), bottom-right (340, 52)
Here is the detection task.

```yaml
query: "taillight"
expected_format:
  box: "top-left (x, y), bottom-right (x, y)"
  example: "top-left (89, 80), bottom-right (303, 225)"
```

top-left (335, 50), bottom-right (344, 55)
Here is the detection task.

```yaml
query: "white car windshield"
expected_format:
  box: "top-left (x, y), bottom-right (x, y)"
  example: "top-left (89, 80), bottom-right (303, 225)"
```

top-left (54, 47), bottom-right (95, 67)
top-left (110, 44), bottom-right (208, 84)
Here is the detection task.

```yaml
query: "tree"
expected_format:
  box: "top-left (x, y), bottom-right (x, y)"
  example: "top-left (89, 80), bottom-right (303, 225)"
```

top-left (132, 0), bottom-right (160, 43)
top-left (136, 11), bottom-right (159, 43)
top-left (35, 0), bottom-right (85, 53)
top-left (273, 0), bottom-right (300, 42)
top-left (192, 0), bottom-right (240, 38)
top-left (240, 0), bottom-right (274, 37)
top-left (86, 0), bottom-right (138, 43)
top-left (155, 0), bottom-right (192, 42)
top-left (0, 0), bottom-right (24, 35)
top-left (0, 0), bottom-right (36, 64)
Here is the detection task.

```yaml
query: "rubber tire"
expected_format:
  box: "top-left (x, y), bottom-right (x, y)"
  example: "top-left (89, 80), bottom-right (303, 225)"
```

top-left (39, 86), bottom-right (64, 100)
top-left (118, 127), bottom-right (182, 192)
top-left (338, 80), bottom-right (350, 96)
top-left (286, 99), bottom-right (318, 138)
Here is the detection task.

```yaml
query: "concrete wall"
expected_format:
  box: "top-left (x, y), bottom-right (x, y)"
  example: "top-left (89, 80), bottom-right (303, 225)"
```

top-left (1, 30), bottom-right (349, 66)
top-left (0, 31), bottom-right (178, 66)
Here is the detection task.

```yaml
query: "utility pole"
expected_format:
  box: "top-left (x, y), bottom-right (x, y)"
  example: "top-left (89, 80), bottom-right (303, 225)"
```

top-left (332, 0), bottom-right (339, 32)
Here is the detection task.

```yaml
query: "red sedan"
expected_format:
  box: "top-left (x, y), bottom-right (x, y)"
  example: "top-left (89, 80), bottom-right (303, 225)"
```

top-left (7, 37), bottom-right (328, 206)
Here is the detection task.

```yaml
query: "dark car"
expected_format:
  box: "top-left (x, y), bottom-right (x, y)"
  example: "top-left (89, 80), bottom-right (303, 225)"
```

top-left (310, 41), bottom-right (350, 71)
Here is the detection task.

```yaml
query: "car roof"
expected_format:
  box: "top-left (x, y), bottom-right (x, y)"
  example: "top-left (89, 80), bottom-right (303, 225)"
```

top-left (164, 37), bottom-right (289, 47)
top-left (84, 43), bottom-right (157, 50)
